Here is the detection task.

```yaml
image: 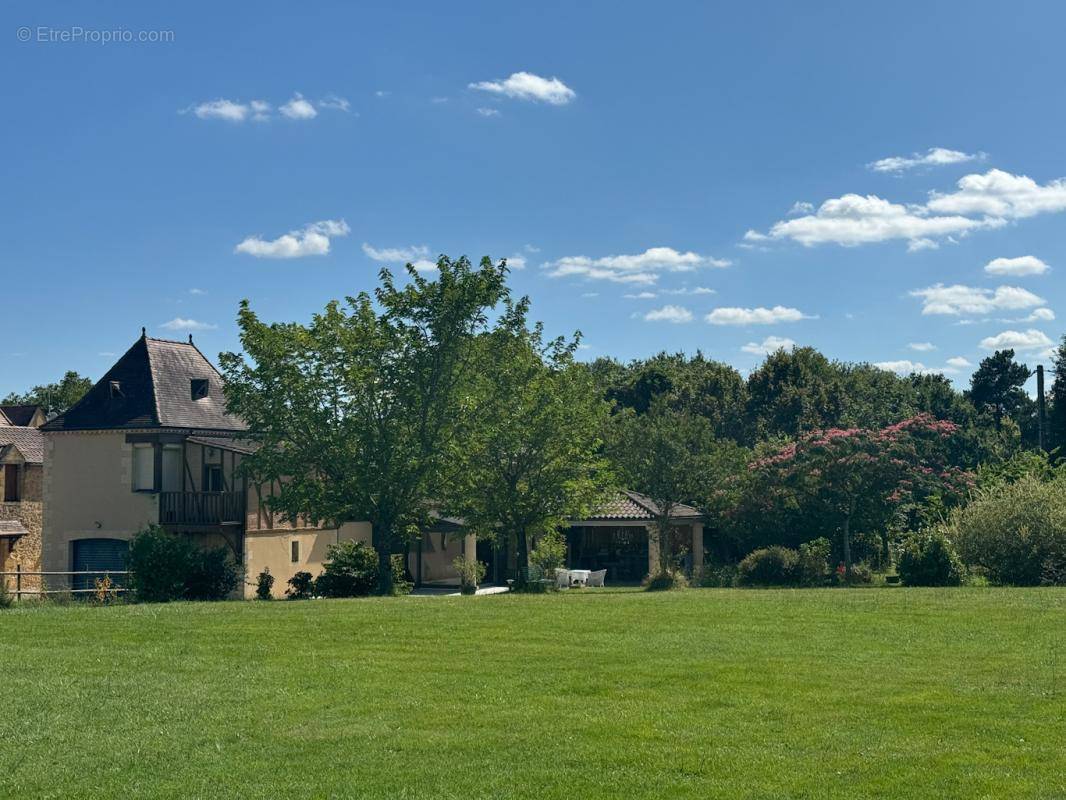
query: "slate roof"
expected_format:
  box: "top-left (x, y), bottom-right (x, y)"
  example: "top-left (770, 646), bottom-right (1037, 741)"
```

top-left (584, 490), bottom-right (702, 522)
top-left (43, 334), bottom-right (247, 433)
top-left (0, 405), bottom-right (44, 427)
top-left (0, 427), bottom-right (45, 464)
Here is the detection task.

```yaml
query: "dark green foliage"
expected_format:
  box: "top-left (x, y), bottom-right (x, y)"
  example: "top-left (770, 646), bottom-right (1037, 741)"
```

top-left (642, 569), bottom-right (688, 591)
top-left (737, 546), bottom-right (799, 586)
top-left (390, 555), bottom-right (413, 596)
top-left (0, 580), bottom-right (12, 609)
top-left (897, 531), bottom-right (964, 586)
top-left (746, 348), bottom-right (846, 440)
top-left (286, 571), bottom-right (314, 599)
top-left (127, 526), bottom-right (238, 602)
top-left (1048, 335), bottom-right (1066, 454)
top-left (2, 370), bottom-right (92, 415)
top-left (796, 538), bottom-right (831, 586)
top-left (255, 570), bottom-right (275, 600)
top-left (314, 540), bottom-right (380, 598)
top-left (966, 350), bottom-right (1031, 430)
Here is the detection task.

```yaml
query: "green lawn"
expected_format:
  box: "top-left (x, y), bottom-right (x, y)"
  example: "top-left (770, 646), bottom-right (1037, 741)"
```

top-left (1, 588), bottom-right (1063, 799)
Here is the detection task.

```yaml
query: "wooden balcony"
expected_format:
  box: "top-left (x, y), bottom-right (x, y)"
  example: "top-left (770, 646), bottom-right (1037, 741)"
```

top-left (159, 491), bottom-right (245, 527)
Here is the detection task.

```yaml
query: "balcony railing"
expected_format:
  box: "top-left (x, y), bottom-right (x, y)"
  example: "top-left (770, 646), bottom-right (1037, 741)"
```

top-left (159, 491), bottom-right (245, 526)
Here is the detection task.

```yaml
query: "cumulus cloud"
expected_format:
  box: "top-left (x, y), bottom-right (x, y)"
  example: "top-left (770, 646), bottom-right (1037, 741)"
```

top-left (979, 329), bottom-right (1054, 352)
top-left (705, 306), bottom-right (814, 325)
top-left (504, 255), bottom-right (526, 270)
top-left (476, 107), bottom-right (500, 117)
top-left (469, 71), bottom-right (576, 105)
top-left (361, 242), bottom-right (438, 272)
top-left (874, 360), bottom-right (929, 375)
top-left (161, 317), bottom-right (218, 332)
top-left (926, 169), bottom-right (1066, 219)
top-left (624, 291), bottom-right (657, 299)
top-left (643, 305), bottom-right (693, 323)
top-left (318, 94), bottom-right (351, 112)
top-left (741, 336), bottom-right (796, 355)
top-left (788, 201), bottom-right (814, 216)
top-left (909, 284), bottom-right (1044, 316)
top-left (279, 93), bottom-right (317, 120)
top-left (984, 255), bottom-right (1050, 276)
top-left (946, 356), bottom-right (972, 369)
top-left (908, 342), bottom-right (936, 352)
top-left (661, 286), bottom-right (715, 296)
top-left (1022, 308), bottom-right (1055, 322)
top-left (186, 98), bottom-right (269, 123)
top-left (868, 147), bottom-right (980, 173)
top-left (546, 247), bottom-right (730, 284)
top-left (235, 219), bottom-right (350, 258)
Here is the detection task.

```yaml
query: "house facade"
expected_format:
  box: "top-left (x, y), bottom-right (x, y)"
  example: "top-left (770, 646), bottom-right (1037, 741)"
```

top-left (0, 412), bottom-right (46, 591)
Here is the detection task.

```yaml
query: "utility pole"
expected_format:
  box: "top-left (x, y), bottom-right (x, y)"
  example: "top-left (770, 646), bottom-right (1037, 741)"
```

top-left (1037, 364), bottom-right (1047, 451)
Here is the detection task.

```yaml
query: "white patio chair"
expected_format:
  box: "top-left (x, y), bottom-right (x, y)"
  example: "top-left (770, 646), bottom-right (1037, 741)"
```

top-left (587, 569), bottom-right (606, 588)
top-left (555, 568), bottom-right (571, 590)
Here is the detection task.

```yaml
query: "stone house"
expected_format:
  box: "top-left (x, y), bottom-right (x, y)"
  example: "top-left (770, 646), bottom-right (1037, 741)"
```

top-left (0, 418), bottom-right (45, 591)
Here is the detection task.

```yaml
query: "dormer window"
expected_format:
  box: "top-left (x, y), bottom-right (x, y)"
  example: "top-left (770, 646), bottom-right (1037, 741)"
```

top-left (109, 381), bottom-right (124, 399)
top-left (191, 379), bottom-right (209, 401)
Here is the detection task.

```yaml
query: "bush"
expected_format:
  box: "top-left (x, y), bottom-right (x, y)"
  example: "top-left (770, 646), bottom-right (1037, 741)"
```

top-left (737, 546), bottom-right (798, 586)
top-left (643, 569), bottom-right (688, 591)
top-left (832, 562), bottom-right (873, 585)
top-left (255, 569), bottom-right (275, 600)
top-left (390, 554), bottom-right (413, 596)
top-left (314, 540), bottom-right (379, 598)
top-left (0, 579), bottom-right (12, 609)
top-left (127, 526), bottom-right (189, 602)
top-left (796, 538), bottom-right (831, 586)
top-left (186, 547), bottom-right (241, 601)
top-left (897, 531), bottom-right (964, 586)
top-left (699, 563), bottom-right (738, 588)
top-left (286, 571), bottom-right (315, 599)
top-left (943, 475), bottom-right (1066, 585)
top-left (530, 530), bottom-right (567, 576)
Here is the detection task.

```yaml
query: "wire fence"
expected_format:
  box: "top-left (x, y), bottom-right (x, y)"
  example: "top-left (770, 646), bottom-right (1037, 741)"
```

top-left (1, 566), bottom-right (129, 601)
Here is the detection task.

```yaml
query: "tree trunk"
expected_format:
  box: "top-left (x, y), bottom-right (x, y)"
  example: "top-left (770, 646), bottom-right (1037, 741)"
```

top-left (841, 513), bottom-right (852, 579)
top-left (515, 527), bottom-right (530, 586)
top-left (373, 522), bottom-right (394, 595)
top-left (657, 517), bottom-right (672, 575)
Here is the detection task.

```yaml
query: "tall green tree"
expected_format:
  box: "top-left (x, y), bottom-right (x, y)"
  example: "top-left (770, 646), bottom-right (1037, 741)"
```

top-left (745, 347), bottom-right (847, 441)
top-left (1047, 335), bottom-right (1066, 455)
top-left (3, 370), bottom-right (92, 415)
top-left (610, 402), bottom-right (744, 576)
top-left (966, 349), bottom-right (1031, 430)
top-left (448, 301), bottom-right (612, 585)
top-left (220, 255), bottom-right (509, 593)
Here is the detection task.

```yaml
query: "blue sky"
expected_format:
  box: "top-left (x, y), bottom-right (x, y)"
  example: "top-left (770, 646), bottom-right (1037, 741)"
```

top-left (3, 0), bottom-right (1065, 396)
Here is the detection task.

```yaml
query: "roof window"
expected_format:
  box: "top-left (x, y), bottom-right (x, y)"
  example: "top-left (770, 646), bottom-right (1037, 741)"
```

top-left (191, 379), bottom-right (209, 401)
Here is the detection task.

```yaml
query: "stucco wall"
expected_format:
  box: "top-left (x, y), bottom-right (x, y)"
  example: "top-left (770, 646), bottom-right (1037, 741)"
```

top-left (42, 431), bottom-right (158, 574)
top-left (243, 521), bottom-right (372, 598)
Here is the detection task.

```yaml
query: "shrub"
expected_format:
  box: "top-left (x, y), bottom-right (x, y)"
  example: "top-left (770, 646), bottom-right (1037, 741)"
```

top-left (897, 531), bottom-right (964, 586)
top-left (286, 571), bottom-right (315, 599)
top-left (0, 579), bottom-right (12, 609)
top-left (700, 563), bottom-right (738, 588)
top-left (255, 569), bottom-right (274, 600)
top-left (832, 562), bottom-right (873, 585)
top-left (643, 569), bottom-right (688, 591)
top-left (452, 556), bottom-right (487, 595)
top-left (185, 547), bottom-right (241, 601)
top-left (90, 575), bottom-right (120, 605)
top-left (796, 537), bottom-right (831, 586)
top-left (314, 540), bottom-right (379, 598)
top-left (127, 525), bottom-right (189, 602)
top-left (390, 554), bottom-right (413, 596)
top-left (737, 546), bottom-right (798, 586)
top-left (530, 530), bottom-right (567, 576)
top-left (944, 475), bottom-right (1066, 585)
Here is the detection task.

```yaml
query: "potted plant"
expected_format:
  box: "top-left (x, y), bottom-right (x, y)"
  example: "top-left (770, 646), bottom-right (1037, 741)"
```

top-left (452, 556), bottom-right (487, 595)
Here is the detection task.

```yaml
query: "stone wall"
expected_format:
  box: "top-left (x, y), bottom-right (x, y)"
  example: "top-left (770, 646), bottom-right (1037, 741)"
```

top-left (1, 499), bottom-right (43, 592)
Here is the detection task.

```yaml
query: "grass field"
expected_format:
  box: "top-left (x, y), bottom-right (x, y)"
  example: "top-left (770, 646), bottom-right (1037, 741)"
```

top-left (1, 588), bottom-right (1063, 799)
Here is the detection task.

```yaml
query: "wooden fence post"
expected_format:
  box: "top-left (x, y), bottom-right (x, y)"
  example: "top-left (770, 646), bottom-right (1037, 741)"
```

top-left (15, 563), bottom-right (21, 602)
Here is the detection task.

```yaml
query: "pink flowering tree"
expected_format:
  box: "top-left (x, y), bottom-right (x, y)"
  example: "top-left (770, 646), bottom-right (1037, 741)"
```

top-left (747, 414), bottom-right (973, 577)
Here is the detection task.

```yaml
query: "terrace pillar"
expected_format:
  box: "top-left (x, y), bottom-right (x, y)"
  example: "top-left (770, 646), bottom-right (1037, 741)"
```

top-left (691, 522), bottom-right (704, 580)
top-left (646, 524), bottom-right (659, 577)
top-left (464, 533), bottom-right (477, 561)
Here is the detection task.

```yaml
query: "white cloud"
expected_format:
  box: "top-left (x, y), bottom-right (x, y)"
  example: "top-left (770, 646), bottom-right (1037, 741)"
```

top-left (161, 317), bottom-right (218, 332)
top-left (643, 305), bottom-right (693, 323)
top-left (910, 284), bottom-right (1044, 315)
top-left (279, 93), bottom-right (317, 120)
top-left (361, 243), bottom-right (437, 272)
top-left (1024, 308), bottom-right (1055, 322)
top-left (187, 98), bottom-right (267, 123)
top-left (505, 255), bottom-right (526, 270)
top-left (868, 147), bottom-right (979, 173)
top-left (580, 292), bottom-right (599, 298)
top-left (908, 342), bottom-right (936, 352)
top-left (926, 169), bottom-right (1066, 219)
top-left (546, 247), bottom-right (730, 284)
top-left (249, 101), bottom-right (271, 122)
top-left (705, 306), bottom-right (814, 326)
top-left (375, 90), bottom-right (391, 98)
top-left (661, 286), bottom-right (716, 296)
top-left (189, 288), bottom-right (207, 295)
top-left (979, 329), bottom-right (1053, 352)
top-left (235, 219), bottom-right (349, 259)
top-left (788, 201), bottom-right (814, 216)
top-left (476, 107), bottom-right (500, 117)
top-left (946, 356), bottom-right (972, 369)
top-left (984, 255), bottom-right (1050, 276)
top-left (624, 291), bottom-right (657, 299)
top-left (874, 360), bottom-right (928, 375)
top-left (318, 94), bottom-right (350, 112)
top-left (741, 336), bottom-right (796, 355)
top-left (469, 71), bottom-right (576, 105)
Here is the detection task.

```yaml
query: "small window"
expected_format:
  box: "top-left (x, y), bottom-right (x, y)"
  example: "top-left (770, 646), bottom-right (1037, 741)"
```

top-left (132, 444), bottom-right (155, 491)
top-left (291, 540), bottom-right (300, 563)
top-left (191, 379), bottom-right (209, 401)
top-left (109, 381), bottom-right (124, 399)
top-left (203, 463), bottom-right (223, 492)
top-left (3, 464), bottom-right (20, 502)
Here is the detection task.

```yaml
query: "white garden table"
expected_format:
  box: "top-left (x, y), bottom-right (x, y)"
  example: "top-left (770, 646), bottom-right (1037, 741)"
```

top-left (568, 569), bottom-right (591, 587)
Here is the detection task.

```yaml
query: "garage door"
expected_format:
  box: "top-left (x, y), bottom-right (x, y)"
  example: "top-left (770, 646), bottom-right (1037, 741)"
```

top-left (72, 538), bottom-right (129, 591)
